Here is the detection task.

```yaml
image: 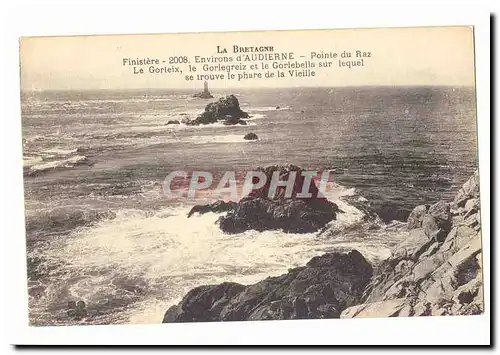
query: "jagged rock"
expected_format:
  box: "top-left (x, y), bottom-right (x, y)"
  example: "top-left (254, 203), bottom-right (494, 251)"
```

top-left (453, 170), bottom-right (480, 208)
top-left (392, 228), bottom-right (428, 258)
top-left (165, 120), bottom-right (180, 125)
top-left (418, 242), bottom-right (440, 260)
top-left (163, 250), bottom-right (373, 323)
top-left (347, 171), bottom-right (483, 318)
top-left (440, 226), bottom-right (478, 254)
top-left (165, 171), bottom-right (483, 322)
top-left (243, 133), bottom-right (258, 140)
top-left (187, 200), bottom-right (237, 218)
top-left (407, 205), bottom-right (429, 229)
top-left (186, 95), bottom-right (249, 125)
top-left (422, 201), bottom-right (452, 242)
top-left (162, 282), bottom-right (246, 323)
top-left (217, 164), bottom-right (340, 234)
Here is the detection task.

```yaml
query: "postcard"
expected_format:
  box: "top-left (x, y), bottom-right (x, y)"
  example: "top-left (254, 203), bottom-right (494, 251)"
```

top-left (19, 25), bottom-right (482, 327)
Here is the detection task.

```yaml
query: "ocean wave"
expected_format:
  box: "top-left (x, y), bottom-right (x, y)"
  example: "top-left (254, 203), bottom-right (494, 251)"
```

top-left (23, 156), bottom-right (44, 168)
top-left (184, 134), bottom-right (258, 145)
top-left (44, 148), bottom-right (80, 156)
top-left (243, 106), bottom-right (290, 112)
top-left (245, 113), bottom-right (266, 121)
top-left (26, 155), bottom-right (90, 176)
top-left (27, 181), bottom-right (403, 326)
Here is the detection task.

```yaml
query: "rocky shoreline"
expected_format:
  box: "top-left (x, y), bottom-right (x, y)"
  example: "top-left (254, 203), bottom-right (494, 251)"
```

top-left (162, 170), bottom-right (482, 322)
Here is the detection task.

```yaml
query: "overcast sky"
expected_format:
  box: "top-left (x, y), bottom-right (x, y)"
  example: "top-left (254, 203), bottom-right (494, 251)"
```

top-left (20, 26), bottom-right (475, 91)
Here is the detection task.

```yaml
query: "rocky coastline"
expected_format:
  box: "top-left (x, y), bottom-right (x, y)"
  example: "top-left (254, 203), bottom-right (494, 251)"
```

top-left (163, 170), bottom-right (483, 322)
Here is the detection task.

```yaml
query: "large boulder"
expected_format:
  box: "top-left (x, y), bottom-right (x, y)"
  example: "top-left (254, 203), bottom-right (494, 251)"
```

top-left (243, 133), bottom-right (259, 140)
top-left (187, 95), bottom-right (249, 125)
top-left (163, 250), bottom-right (373, 322)
top-left (162, 282), bottom-right (245, 323)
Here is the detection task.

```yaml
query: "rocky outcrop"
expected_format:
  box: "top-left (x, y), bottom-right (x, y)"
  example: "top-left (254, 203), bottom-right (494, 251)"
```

top-left (163, 250), bottom-right (373, 323)
top-left (165, 120), bottom-right (180, 125)
top-left (187, 165), bottom-right (340, 234)
top-left (162, 170), bottom-right (482, 323)
top-left (342, 170), bottom-right (483, 318)
top-left (218, 165), bottom-right (340, 234)
top-left (184, 95), bottom-right (249, 126)
top-left (243, 133), bottom-right (259, 140)
top-left (187, 200), bottom-right (237, 218)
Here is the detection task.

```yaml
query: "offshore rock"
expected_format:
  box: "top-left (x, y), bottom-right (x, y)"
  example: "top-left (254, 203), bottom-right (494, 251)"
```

top-left (186, 95), bottom-right (249, 126)
top-left (218, 164), bottom-right (340, 234)
top-left (243, 133), bottom-right (259, 140)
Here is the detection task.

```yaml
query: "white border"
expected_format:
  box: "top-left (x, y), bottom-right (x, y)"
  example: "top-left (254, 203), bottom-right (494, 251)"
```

top-left (2, 0), bottom-right (491, 346)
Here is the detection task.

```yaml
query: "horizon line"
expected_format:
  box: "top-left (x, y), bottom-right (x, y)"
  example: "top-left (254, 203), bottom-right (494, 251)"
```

top-left (21, 84), bottom-right (476, 93)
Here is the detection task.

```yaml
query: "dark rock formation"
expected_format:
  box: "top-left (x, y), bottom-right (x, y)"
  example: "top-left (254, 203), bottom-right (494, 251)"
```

top-left (276, 106), bottom-right (280, 109)
top-left (342, 170), bottom-right (483, 318)
top-left (160, 171), bottom-right (482, 323)
top-left (165, 120), bottom-right (180, 125)
top-left (185, 95), bottom-right (249, 126)
top-left (163, 250), bottom-right (373, 323)
top-left (221, 165), bottom-right (340, 234)
top-left (217, 196), bottom-right (338, 234)
top-left (243, 133), bottom-right (258, 140)
top-left (187, 200), bottom-right (238, 218)
top-left (186, 164), bottom-right (340, 234)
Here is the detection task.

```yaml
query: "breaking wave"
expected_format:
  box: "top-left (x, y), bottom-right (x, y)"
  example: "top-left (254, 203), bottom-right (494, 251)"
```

top-left (27, 181), bottom-right (405, 325)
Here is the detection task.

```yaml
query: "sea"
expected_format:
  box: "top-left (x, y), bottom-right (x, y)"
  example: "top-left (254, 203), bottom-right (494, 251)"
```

top-left (21, 86), bottom-right (478, 325)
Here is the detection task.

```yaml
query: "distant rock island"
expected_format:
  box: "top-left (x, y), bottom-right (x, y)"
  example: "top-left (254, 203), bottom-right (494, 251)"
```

top-left (193, 81), bottom-right (214, 99)
top-left (183, 94), bottom-right (249, 126)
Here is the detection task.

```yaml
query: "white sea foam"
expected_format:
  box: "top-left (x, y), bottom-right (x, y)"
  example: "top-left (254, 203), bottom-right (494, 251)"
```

top-left (244, 106), bottom-right (290, 112)
top-left (44, 148), bottom-right (79, 156)
top-left (29, 155), bottom-right (88, 173)
top-left (245, 113), bottom-right (266, 121)
top-left (23, 156), bottom-right (44, 168)
top-left (28, 180), bottom-right (402, 325)
top-left (184, 134), bottom-right (257, 144)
